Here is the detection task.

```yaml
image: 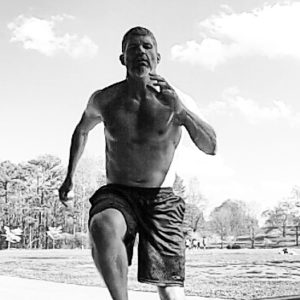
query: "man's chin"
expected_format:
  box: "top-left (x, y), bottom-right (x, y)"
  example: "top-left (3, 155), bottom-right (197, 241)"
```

top-left (131, 67), bottom-right (151, 78)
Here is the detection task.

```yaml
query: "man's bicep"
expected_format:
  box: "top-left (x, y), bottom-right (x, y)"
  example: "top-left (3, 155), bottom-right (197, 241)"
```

top-left (76, 110), bottom-right (102, 133)
top-left (76, 92), bottom-right (103, 133)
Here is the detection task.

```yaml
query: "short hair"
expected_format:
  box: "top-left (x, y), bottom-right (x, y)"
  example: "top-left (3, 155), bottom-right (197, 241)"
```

top-left (121, 26), bottom-right (157, 52)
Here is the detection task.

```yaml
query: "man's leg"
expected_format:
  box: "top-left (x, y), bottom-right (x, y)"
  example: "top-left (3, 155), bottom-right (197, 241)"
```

top-left (89, 208), bottom-right (128, 300)
top-left (157, 286), bottom-right (185, 300)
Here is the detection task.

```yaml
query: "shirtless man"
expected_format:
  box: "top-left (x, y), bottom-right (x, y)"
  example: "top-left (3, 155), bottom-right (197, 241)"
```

top-left (59, 27), bottom-right (216, 300)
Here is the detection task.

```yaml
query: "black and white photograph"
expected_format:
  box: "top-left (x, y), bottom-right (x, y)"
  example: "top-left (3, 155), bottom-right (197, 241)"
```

top-left (1, 1), bottom-right (300, 299)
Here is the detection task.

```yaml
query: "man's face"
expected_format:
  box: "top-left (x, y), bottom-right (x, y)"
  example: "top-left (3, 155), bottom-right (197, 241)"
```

top-left (121, 34), bottom-right (160, 78)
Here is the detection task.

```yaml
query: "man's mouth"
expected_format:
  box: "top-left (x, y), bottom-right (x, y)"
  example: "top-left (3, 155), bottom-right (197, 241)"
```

top-left (136, 58), bottom-right (149, 66)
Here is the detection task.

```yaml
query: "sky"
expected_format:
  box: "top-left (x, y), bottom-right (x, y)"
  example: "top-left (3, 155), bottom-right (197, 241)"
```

top-left (1, 0), bottom-right (300, 215)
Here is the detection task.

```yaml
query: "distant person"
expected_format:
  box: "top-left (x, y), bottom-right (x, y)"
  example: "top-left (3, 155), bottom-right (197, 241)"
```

top-left (59, 26), bottom-right (216, 300)
top-left (192, 238), bottom-right (198, 250)
top-left (203, 237), bottom-right (207, 250)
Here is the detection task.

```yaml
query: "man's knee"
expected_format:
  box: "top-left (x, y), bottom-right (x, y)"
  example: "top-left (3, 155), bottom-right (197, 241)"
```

top-left (89, 208), bottom-right (127, 243)
top-left (157, 286), bottom-right (184, 300)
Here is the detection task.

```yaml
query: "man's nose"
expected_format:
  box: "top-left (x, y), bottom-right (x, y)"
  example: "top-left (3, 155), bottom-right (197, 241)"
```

top-left (137, 45), bottom-right (146, 53)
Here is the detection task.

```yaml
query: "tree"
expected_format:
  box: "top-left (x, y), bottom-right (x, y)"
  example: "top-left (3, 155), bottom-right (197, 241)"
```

top-left (262, 200), bottom-right (294, 238)
top-left (23, 216), bottom-right (37, 249)
top-left (288, 186), bottom-right (300, 245)
top-left (20, 155), bottom-right (65, 249)
top-left (0, 161), bottom-right (20, 203)
top-left (173, 173), bottom-right (186, 199)
top-left (209, 199), bottom-right (249, 248)
top-left (209, 207), bottom-right (231, 248)
top-left (182, 203), bottom-right (204, 237)
top-left (291, 186), bottom-right (300, 207)
top-left (186, 177), bottom-right (207, 211)
top-left (0, 161), bottom-right (25, 229)
top-left (173, 175), bottom-right (206, 238)
top-left (245, 215), bottom-right (259, 249)
top-left (0, 154), bottom-right (107, 250)
top-left (72, 157), bottom-right (105, 248)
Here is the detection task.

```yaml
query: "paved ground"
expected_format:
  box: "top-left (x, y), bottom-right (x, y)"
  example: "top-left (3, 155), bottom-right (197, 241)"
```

top-left (0, 276), bottom-right (222, 300)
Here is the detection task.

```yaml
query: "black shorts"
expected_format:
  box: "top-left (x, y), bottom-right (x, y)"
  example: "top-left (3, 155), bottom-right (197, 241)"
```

top-left (88, 184), bottom-right (186, 286)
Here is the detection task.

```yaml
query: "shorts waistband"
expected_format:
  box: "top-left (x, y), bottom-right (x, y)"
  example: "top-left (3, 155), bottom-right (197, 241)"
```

top-left (105, 183), bottom-right (173, 193)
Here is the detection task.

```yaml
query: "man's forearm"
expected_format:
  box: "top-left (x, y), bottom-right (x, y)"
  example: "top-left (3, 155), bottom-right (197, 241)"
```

top-left (180, 109), bottom-right (217, 155)
top-left (66, 127), bottom-right (89, 180)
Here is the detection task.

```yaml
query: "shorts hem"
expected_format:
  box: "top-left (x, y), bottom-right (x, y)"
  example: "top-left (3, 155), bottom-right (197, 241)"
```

top-left (138, 278), bottom-right (184, 287)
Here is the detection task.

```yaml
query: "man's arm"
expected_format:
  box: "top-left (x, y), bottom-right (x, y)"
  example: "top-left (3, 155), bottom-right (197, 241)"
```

top-left (174, 88), bottom-right (217, 155)
top-left (149, 74), bottom-right (217, 155)
top-left (59, 92), bottom-right (102, 204)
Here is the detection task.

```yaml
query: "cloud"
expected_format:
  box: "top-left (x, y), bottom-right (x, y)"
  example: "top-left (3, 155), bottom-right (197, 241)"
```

top-left (8, 15), bottom-right (98, 58)
top-left (204, 86), bottom-right (300, 126)
top-left (171, 2), bottom-right (300, 69)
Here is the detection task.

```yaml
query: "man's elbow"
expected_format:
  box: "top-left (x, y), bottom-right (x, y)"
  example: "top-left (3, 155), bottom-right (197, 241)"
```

top-left (195, 137), bottom-right (217, 155)
top-left (204, 133), bottom-right (217, 155)
top-left (204, 139), bottom-right (217, 155)
top-left (208, 141), bottom-right (217, 155)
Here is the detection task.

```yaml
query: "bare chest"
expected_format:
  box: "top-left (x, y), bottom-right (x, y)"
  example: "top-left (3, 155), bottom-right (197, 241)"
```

top-left (103, 93), bottom-right (177, 142)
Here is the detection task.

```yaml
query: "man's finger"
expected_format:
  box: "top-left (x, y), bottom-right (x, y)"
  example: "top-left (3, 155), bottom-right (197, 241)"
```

top-left (149, 74), bottom-right (163, 79)
top-left (150, 77), bottom-right (172, 91)
top-left (146, 84), bottom-right (160, 94)
top-left (153, 81), bottom-right (171, 90)
top-left (61, 200), bottom-right (68, 208)
top-left (58, 190), bottom-right (69, 207)
top-left (59, 192), bottom-right (69, 207)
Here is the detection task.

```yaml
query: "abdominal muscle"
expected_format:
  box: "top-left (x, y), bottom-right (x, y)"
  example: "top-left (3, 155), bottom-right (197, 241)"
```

top-left (105, 139), bottom-right (178, 188)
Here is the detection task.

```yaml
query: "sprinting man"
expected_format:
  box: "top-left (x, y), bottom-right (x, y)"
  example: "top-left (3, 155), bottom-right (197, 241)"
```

top-left (59, 26), bottom-right (216, 300)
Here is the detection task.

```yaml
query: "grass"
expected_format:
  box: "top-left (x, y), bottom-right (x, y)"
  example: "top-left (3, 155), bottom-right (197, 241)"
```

top-left (1, 248), bottom-right (300, 299)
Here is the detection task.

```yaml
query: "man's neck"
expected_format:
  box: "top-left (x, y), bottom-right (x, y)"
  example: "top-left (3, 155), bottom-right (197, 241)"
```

top-left (126, 74), bottom-right (150, 99)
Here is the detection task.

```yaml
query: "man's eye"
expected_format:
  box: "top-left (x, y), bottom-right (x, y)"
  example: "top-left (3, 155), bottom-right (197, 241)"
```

top-left (144, 44), bottom-right (152, 49)
top-left (128, 44), bottom-right (137, 49)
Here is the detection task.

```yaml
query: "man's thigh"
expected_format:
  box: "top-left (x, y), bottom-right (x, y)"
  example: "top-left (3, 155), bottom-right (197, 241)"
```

top-left (88, 187), bottom-right (138, 265)
top-left (89, 208), bottom-right (127, 241)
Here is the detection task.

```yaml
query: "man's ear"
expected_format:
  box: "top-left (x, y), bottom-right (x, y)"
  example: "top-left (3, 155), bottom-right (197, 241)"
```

top-left (119, 54), bottom-right (125, 65)
top-left (157, 53), bottom-right (161, 64)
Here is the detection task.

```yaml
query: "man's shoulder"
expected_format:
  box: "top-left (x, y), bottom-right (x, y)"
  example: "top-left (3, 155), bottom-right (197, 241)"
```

top-left (93, 80), bottom-right (127, 103)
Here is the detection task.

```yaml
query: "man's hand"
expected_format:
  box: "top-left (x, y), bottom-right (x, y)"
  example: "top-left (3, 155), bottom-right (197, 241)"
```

top-left (148, 74), bottom-right (186, 124)
top-left (59, 177), bottom-right (74, 207)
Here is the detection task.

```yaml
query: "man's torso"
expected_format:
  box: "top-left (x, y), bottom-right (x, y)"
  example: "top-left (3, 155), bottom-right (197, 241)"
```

top-left (93, 80), bottom-right (182, 188)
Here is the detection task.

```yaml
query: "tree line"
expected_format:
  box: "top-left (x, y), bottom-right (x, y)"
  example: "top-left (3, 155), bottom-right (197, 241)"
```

top-left (0, 155), bottom-right (105, 249)
top-left (0, 155), bottom-right (299, 249)
top-left (173, 174), bottom-right (300, 248)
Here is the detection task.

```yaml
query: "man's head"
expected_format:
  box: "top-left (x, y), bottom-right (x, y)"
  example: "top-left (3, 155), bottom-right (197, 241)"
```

top-left (120, 26), bottom-right (161, 78)
top-left (121, 27), bottom-right (158, 53)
